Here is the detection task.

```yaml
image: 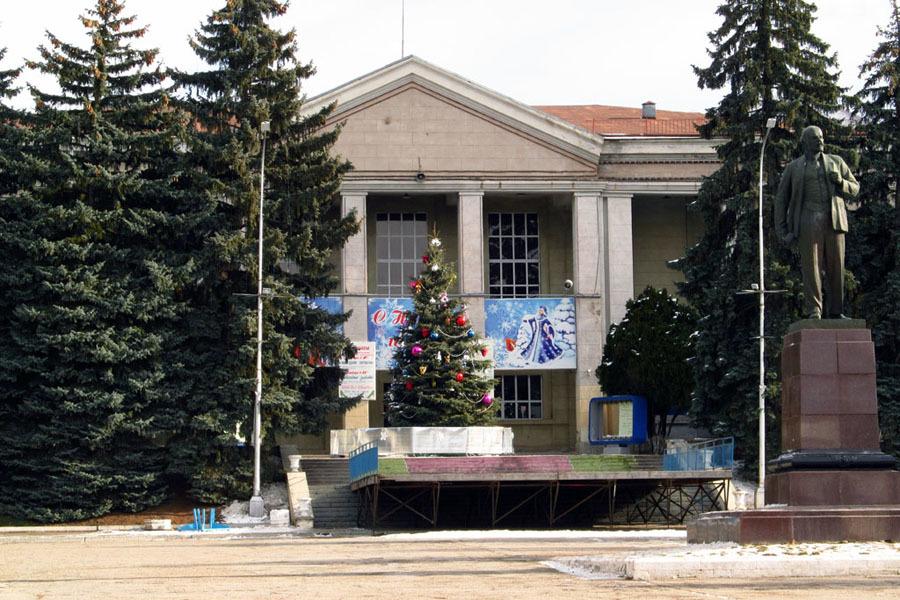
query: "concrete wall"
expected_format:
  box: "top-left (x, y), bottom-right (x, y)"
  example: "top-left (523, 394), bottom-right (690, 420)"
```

top-left (331, 85), bottom-right (597, 177)
top-left (501, 370), bottom-right (576, 451)
top-left (632, 196), bottom-right (704, 297)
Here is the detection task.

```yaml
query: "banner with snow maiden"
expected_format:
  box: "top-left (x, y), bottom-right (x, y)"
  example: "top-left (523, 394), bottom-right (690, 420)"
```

top-left (485, 298), bottom-right (576, 369)
top-left (368, 298), bottom-right (414, 369)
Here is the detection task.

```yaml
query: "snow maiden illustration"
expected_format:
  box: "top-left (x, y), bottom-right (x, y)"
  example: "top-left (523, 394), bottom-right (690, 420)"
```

top-left (510, 306), bottom-right (563, 364)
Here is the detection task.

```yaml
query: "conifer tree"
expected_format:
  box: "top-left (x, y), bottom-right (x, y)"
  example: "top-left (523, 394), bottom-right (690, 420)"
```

top-left (0, 48), bottom-right (26, 515)
top-left (173, 0), bottom-right (360, 501)
top-left (0, 47), bottom-right (22, 195)
top-left (846, 0), bottom-right (900, 459)
top-left (0, 1), bottom-right (209, 521)
top-left (596, 287), bottom-right (698, 452)
top-left (387, 235), bottom-right (496, 426)
top-left (677, 0), bottom-right (850, 470)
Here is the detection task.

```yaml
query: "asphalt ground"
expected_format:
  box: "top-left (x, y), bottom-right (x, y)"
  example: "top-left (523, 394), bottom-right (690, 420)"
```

top-left (1, 528), bottom-right (899, 599)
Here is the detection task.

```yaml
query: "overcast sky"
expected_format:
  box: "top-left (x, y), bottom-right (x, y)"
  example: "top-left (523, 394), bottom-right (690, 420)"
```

top-left (0, 1), bottom-right (893, 113)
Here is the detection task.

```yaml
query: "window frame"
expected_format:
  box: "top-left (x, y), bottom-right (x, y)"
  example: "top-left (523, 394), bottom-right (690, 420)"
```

top-left (487, 212), bottom-right (540, 298)
top-left (495, 374), bottom-right (544, 420)
top-left (374, 212), bottom-right (428, 296)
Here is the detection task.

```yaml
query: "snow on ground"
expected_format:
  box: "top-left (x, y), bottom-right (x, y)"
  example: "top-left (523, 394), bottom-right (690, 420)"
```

top-left (380, 529), bottom-right (686, 541)
top-left (220, 482), bottom-right (289, 524)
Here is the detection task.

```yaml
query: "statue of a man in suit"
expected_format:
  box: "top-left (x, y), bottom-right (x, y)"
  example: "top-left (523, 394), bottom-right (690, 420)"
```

top-left (774, 126), bottom-right (859, 319)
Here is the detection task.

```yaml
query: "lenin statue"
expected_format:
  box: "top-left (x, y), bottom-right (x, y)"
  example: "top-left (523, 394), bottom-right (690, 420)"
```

top-left (774, 126), bottom-right (859, 319)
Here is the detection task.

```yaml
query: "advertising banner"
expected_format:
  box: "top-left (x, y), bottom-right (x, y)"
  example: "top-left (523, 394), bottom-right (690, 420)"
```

top-left (339, 341), bottom-right (377, 400)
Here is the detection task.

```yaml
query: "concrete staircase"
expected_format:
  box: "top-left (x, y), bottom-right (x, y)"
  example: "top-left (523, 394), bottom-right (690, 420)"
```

top-left (302, 457), bottom-right (359, 529)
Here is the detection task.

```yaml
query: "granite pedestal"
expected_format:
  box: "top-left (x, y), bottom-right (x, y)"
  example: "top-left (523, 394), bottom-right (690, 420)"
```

top-left (689, 320), bottom-right (900, 544)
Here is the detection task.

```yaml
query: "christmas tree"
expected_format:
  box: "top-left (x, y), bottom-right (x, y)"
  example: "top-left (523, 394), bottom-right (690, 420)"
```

top-left (173, 0), bottom-right (360, 501)
top-left (387, 235), bottom-right (496, 427)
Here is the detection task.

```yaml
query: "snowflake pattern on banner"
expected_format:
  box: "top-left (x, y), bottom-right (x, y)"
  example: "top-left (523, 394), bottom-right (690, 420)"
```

top-left (484, 298), bottom-right (576, 369)
top-left (368, 298), bottom-right (414, 369)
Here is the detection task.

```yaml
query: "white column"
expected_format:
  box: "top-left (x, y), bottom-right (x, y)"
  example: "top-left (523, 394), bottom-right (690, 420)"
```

top-left (458, 192), bottom-right (485, 334)
top-left (572, 193), bottom-right (606, 451)
top-left (458, 192), bottom-right (485, 294)
top-left (341, 193), bottom-right (369, 428)
top-left (604, 194), bottom-right (634, 327)
top-left (341, 193), bottom-right (367, 297)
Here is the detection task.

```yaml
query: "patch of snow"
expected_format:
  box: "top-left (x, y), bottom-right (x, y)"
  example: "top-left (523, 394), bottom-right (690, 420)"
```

top-left (379, 529), bottom-right (686, 541)
top-left (221, 482), bottom-right (289, 525)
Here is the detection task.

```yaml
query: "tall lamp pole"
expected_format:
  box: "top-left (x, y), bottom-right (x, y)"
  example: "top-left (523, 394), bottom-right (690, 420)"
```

top-left (756, 116), bottom-right (777, 509)
top-left (249, 120), bottom-right (271, 518)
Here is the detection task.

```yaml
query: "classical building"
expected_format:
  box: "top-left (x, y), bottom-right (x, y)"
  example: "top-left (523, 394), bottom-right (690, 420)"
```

top-left (290, 56), bottom-right (720, 453)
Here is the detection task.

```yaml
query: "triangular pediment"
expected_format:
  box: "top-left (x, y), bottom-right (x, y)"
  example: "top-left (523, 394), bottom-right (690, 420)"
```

top-left (302, 56), bottom-right (603, 178)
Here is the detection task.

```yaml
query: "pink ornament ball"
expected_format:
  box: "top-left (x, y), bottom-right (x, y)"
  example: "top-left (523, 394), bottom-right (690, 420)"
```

top-left (411, 346), bottom-right (423, 356)
top-left (409, 281), bottom-right (416, 289)
top-left (481, 394), bottom-right (493, 404)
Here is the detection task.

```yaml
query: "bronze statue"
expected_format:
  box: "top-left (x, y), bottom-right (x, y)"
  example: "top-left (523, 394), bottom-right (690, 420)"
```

top-left (774, 126), bottom-right (859, 319)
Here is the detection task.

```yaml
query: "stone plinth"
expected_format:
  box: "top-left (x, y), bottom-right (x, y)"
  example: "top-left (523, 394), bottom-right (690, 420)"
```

top-left (767, 469), bottom-right (900, 506)
top-left (689, 322), bottom-right (900, 544)
top-left (778, 325), bottom-right (879, 453)
top-left (688, 506), bottom-right (900, 544)
top-left (768, 324), bottom-right (898, 508)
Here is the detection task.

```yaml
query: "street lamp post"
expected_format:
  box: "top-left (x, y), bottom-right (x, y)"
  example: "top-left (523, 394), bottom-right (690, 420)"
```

top-left (756, 116), bottom-right (777, 509)
top-left (249, 120), bottom-right (271, 518)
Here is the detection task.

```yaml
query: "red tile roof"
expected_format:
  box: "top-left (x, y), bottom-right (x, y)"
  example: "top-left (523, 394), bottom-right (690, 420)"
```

top-left (535, 104), bottom-right (706, 137)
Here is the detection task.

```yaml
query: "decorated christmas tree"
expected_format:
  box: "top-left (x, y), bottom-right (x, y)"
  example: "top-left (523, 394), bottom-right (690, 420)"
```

top-left (387, 234), bottom-right (496, 426)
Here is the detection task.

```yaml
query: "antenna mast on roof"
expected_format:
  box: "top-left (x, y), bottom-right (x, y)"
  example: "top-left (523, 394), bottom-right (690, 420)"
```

top-left (401, 0), bottom-right (406, 57)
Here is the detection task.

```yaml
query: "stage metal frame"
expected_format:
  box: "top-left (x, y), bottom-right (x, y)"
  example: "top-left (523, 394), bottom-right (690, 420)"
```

top-left (352, 470), bottom-right (731, 529)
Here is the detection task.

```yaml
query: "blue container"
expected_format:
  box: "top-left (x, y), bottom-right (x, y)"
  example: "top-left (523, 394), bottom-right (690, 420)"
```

top-left (588, 395), bottom-right (648, 445)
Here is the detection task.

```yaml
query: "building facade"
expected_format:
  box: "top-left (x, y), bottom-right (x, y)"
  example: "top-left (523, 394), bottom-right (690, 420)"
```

top-left (288, 56), bottom-right (720, 453)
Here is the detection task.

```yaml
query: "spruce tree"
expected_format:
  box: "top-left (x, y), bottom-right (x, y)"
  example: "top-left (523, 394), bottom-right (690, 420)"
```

top-left (387, 235), bottom-right (496, 427)
top-left (0, 47), bottom-right (22, 195)
top-left (0, 48), bottom-right (26, 517)
top-left (0, 1), bottom-right (208, 521)
top-left (596, 287), bottom-right (698, 452)
top-left (172, 0), bottom-right (360, 501)
top-left (677, 0), bottom-right (850, 471)
top-left (846, 0), bottom-right (900, 460)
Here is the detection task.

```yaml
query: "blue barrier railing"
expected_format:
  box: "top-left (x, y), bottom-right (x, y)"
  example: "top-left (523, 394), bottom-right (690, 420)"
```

top-left (349, 441), bottom-right (379, 483)
top-left (663, 437), bottom-right (734, 471)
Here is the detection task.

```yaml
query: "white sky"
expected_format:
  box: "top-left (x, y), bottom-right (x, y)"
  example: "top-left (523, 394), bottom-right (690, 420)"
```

top-left (0, 1), bottom-right (893, 113)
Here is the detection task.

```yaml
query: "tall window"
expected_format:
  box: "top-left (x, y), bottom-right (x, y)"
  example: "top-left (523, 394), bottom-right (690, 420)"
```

top-left (488, 213), bottom-right (539, 297)
top-left (376, 212), bottom-right (428, 296)
top-left (495, 375), bottom-right (543, 419)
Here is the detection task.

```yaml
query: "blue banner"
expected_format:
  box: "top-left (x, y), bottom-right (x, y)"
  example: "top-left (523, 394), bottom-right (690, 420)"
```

top-left (367, 298), bottom-right (414, 369)
top-left (306, 297), bottom-right (343, 317)
top-left (485, 298), bottom-right (576, 369)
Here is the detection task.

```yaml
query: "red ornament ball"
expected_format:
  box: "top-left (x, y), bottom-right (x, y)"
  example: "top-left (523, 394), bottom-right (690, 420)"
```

top-left (405, 382), bottom-right (413, 390)
top-left (481, 348), bottom-right (488, 357)
top-left (422, 255), bottom-right (429, 264)
top-left (456, 315), bottom-right (467, 326)
top-left (455, 372), bottom-right (464, 382)
top-left (421, 328), bottom-right (430, 338)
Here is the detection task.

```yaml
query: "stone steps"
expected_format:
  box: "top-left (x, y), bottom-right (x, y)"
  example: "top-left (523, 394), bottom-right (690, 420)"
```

top-left (299, 457), bottom-right (357, 528)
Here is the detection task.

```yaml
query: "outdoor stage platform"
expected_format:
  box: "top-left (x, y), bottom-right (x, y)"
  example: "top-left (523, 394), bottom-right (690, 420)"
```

top-left (348, 451), bottom-right (732, 529)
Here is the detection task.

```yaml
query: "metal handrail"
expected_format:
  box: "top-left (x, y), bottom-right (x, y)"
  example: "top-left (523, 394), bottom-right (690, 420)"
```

top-left (663, 437), bottom-right (734, 471)
top-left (349, 441), bottom-right (379, 483)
